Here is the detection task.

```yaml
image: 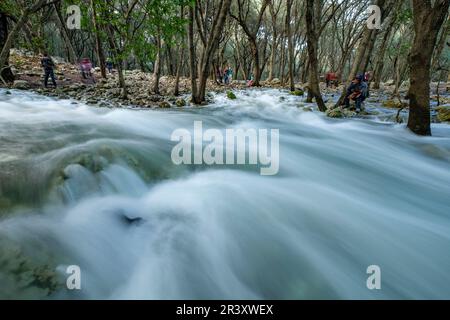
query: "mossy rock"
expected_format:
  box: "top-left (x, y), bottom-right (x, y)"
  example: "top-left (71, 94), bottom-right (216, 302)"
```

top-left (0, 238), bottom-right (62, 298)
top-left (158, 101), bottom-right (171, 108)
top-left (437, 106), bottom-right (450, 122)
top-left (227, 91), bottom-right (237, 100)
top-left (326, 107), bottom-right (356, 118)
top-left (326, 108), bottom-right (343, 118)
top-left (175, 98), bottom-right (187, 107)
top-left (382, 100), bottom-right (407, 109)
top-left (290, 90), bottom-right (304, 96)
top-left (302, 107), bottom-right (313, 112)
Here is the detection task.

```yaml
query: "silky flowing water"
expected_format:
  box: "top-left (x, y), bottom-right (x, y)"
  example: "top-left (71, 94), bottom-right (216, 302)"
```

top-left (0, 88), bottom-right (449, 299)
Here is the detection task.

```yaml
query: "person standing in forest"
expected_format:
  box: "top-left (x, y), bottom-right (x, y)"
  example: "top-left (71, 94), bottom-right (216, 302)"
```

top-left (226, 66), bottom-right (233, 84)
top-left (326, 72), bottom-right (337, 88)
top-left (40, 53), bottom-right (57, 88)
top-left (106, 58), bottom-right (113, 74)
top-left (80, 58), bottom-right (95, 83)
top-left (223, 66), bottom-right (229, 84)
top-left (343, 74), bottom-right (368, 113)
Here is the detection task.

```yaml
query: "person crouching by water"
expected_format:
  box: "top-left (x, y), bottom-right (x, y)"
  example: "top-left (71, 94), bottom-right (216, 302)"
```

top-left (41, 53), bottom-right (57, 88)
top-left (344, 74), bottom-right (368, 113)
top-left (80, 58), bottom-right (95, 83)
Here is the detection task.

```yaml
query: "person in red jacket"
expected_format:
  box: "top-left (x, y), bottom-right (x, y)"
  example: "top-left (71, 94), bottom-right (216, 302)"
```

top-left (326, 72), bottom-right (338, 88)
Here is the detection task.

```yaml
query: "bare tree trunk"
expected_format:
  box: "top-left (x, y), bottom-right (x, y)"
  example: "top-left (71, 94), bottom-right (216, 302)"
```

top-left (286, 0), bottom-right (295, 91)
top-left (0, 11), bottom-right (14, 83)
top-left (90, 0), bottom-right (106, 78)
top-left (174, 49), bottom-right (184, 96)
top-left (305, 0), bottom-right (326, 112)
top-left (105, 24), bottom-right (127, 98)
top-left (407, 0), bottom-right (450, 136)
top-left (53, 3), bottom-right (77, 64)
top-left (267, 1), bottom-right (279, 82)
top-left (191, 0), bottom-right (232, 104)
top-left (188, 5), bottom-right (198, 103)
top-left (174, 6), bottom-right (185, 96)
top-left (152, 30), bottom-right (162, 94)
top-left (232, 0), bottom-right (270, 86)
top-left (432, 14), bottom-right (450, 73)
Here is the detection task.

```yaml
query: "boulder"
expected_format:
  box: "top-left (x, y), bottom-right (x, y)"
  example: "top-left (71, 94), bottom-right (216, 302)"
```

top-left (175, 98), bottom-right (187, 107)
top-left (227, 91), bottom-right (237, 100)
top-left (326, 107), bottom-right (356, 118)
top-left (326, 107), bottom-right (343, 118)
top-left (12, 80), bottom-right (30, 90)
top-left (437, 106), bottom-right (450, 122)
top-left (290, 89), bottom-right (304, 96)
top-left (382, 100), bottom-right (408, 109)
top-left (271, 78), bottom-right (281, 85)
top-left (86, 98), bottom-right (98, 105)
top-left (158, 101), bottom-right (171, 108)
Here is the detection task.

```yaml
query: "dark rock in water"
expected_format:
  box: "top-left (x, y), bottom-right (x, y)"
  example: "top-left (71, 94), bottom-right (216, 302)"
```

top-left (86, 98), bottom-right (98, 105)
top-left (120, 214), bottom-right (144, 226)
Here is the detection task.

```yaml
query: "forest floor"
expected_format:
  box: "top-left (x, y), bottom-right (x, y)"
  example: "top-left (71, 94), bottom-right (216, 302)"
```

top-left (2, 50), bottom-right (450, 123)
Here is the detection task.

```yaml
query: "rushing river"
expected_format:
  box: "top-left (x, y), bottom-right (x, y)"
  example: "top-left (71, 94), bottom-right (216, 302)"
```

top-left (0, 88), bottom-right (450, 299)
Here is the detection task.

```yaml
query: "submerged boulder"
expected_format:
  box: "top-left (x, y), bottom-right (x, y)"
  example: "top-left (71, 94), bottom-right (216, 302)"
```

top-left (0, 237), bottom-right (62, 299)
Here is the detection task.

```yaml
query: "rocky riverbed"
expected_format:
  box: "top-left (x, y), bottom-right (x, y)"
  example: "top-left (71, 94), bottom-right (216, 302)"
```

top-left (2, 50), bottom-right (450, 122)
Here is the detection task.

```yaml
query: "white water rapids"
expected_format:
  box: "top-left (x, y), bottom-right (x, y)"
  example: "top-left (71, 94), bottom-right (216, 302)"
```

top-left (0, 88), bottom-right (449, 299)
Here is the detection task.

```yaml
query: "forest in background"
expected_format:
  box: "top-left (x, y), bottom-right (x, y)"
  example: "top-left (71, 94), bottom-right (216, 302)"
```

top-left (0, 0), bottom-right (449, 135)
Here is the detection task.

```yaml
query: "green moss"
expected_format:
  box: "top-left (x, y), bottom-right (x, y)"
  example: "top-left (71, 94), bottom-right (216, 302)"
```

top-left (290, 90), bottom-right (304, 96)
top-left (227, 91), bottom-right (237, 100)
top-left (175, 98), bottom-right (187, 107)
top-left (382, 100), bottom-right (408, 109)
top-left (437, 106), bottom-right (450, 122)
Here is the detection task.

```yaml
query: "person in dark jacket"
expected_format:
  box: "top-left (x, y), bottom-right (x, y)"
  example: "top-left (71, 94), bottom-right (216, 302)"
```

top-left (106, 58), bottom-right (113, 74)
top-left (344, 74), bottom-right (368, 112)
top-left (41, 53), bottom-right (57, 88)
